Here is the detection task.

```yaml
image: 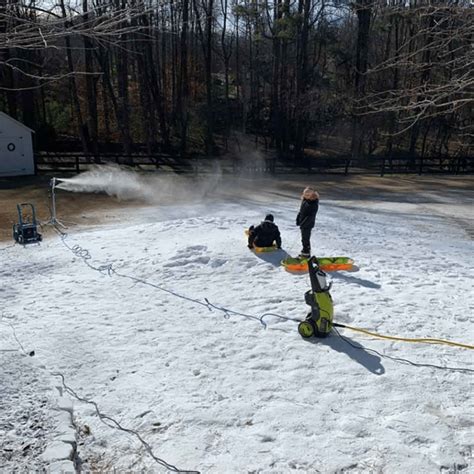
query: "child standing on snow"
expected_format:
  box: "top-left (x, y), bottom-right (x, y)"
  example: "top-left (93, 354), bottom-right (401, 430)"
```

top-left (296, 187), bottom-right (319, 258)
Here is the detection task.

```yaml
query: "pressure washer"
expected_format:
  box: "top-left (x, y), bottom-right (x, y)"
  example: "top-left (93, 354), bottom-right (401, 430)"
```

top-left (13, 203), bottom-right (42, 245)
top-left (298, 256), bottom-right (334, 338)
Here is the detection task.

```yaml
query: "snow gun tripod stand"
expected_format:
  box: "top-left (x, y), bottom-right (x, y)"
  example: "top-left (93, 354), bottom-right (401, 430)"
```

top-left (43, 177), bottom-right (67, 229)
top-left (298, 257), bottom-right (334, 338)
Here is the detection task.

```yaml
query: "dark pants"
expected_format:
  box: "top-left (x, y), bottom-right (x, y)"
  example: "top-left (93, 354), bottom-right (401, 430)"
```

top-left (300, 227), bottom-right (312, 254)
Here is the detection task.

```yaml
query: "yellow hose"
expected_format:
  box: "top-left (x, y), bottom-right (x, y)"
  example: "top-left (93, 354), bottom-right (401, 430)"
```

top-left (335, 323), bottom-right (474, 350)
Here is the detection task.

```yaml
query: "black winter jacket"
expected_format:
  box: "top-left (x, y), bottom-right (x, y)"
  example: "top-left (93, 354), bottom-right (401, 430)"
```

top-left (296, 199), bottom-right (319, 228)
top-left (248, 220), bottom-right (282, 248)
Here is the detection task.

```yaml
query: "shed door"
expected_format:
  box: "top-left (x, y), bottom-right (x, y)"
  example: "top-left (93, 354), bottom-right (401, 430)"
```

top-left (0, 136), bottom-right (27, 174)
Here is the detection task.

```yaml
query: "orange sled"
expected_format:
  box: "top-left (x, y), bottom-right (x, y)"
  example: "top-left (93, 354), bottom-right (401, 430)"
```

top-left (282, 256), bottom-right (354, 272)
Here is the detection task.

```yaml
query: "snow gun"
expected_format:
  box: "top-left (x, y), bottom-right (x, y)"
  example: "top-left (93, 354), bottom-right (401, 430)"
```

top-left (298, 256), bottom-right (334, 338)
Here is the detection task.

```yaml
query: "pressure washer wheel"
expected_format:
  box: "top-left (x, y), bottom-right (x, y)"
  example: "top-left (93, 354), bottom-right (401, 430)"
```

top-left (298, 319), bottom-right (316, 338)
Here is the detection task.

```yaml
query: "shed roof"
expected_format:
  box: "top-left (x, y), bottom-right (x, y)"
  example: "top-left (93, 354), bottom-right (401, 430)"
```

top-left (0, 111), bottom-right (35, 133)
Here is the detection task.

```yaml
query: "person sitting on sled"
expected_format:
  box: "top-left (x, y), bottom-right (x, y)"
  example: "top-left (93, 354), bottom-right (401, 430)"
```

top-left (248, 214), bottom-right (282, 249)
top-left (296, 187), bottom-right (319, 258)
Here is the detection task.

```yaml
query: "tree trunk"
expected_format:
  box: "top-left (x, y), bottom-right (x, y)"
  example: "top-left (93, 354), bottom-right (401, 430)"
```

top-left (347, 0), bottom-right (372, 174)
top-left (177, 0), bottom-right (190, 157)
top-left (294, 0), bottom-right (311, 161)
top-left (115, 2), bottom-right (132, 158)
top-left (271, 0), bottom-right (283, 155)
top-left (82, 0), bottom-right (99, 162)
top-left (59, 0), bottom-right (90, 156)
top-left (193, 0), bottom-right (215, 155)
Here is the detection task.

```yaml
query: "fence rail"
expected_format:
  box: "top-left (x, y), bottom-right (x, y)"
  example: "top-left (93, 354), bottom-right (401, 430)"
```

top-left (34, 152), bottom-right (194, 174)
top-left (289, 155), bottom-right (474, 175)
top-left (34, 151), bottom-right (473, 175)
top-left (34, 151), bottom-right (278, 175)
top-left (380, 155), bottom-right (473, 175)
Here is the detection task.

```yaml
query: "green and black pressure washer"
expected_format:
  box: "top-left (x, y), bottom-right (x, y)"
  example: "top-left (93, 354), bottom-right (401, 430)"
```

top-left (298, 256), bottom-right (334, 338)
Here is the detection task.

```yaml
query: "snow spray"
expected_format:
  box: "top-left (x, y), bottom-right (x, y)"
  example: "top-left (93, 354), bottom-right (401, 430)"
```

top-left (234, 148), bottom-right (269, 175)
top-left (55, 164), bottom-right (222, 203)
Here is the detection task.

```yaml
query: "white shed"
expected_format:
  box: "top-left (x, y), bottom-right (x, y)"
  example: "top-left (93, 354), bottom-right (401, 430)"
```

top-left (0, 111), bottom-right (35, 177)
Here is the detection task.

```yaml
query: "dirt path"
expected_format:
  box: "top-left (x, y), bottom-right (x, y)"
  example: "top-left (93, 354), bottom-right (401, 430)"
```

top-left (1, 173), bottom-right (473, 243)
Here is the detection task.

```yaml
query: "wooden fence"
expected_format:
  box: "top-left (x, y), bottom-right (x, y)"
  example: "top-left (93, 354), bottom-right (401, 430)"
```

top-left (35, 151), bottom-right (473, 175)
top-left (34, 151), bottom-right (278, 175)
top-left (288, 155), bottom-right (474, 175)
top-left (35, 152), bottom-right (194, 174)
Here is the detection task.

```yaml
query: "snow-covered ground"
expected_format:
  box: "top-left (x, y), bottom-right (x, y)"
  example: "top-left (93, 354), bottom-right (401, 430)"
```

top-left (0, 351), bottom-right (56, 472)
top-left (1, 173), bottom-right (473, 473)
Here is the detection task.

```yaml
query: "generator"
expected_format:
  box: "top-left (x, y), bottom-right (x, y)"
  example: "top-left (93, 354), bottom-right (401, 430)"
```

top-left (13, 203), bottom-right (42, 245)
top-left (298, 256), bottom-right (334, 338)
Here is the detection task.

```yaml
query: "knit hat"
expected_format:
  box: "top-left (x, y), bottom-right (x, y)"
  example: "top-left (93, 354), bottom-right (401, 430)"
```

top-left (265, 214), bottom-right (274, 222)
top-left (302, 187), bottom-right (319, 200)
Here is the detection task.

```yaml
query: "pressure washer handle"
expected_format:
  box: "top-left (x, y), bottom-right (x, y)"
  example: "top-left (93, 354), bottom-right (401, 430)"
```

top-left (307, 257), bottom-right (321, 292)
top-left (16, 203), bottom-right (36, 224)
top-left (308, 256), bottom-right (330, 293)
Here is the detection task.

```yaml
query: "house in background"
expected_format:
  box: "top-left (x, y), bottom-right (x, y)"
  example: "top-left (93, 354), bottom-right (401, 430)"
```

top-left (0, 111), bottom-right (35, 177)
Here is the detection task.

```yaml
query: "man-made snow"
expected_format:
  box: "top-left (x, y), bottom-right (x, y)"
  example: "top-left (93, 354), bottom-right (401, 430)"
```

top-left (1, 174), bottom-right (473, 472)
top-left (0, 327), bottom-right (77, 472)
top-left (0, 352), bottom-right (54, 471)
